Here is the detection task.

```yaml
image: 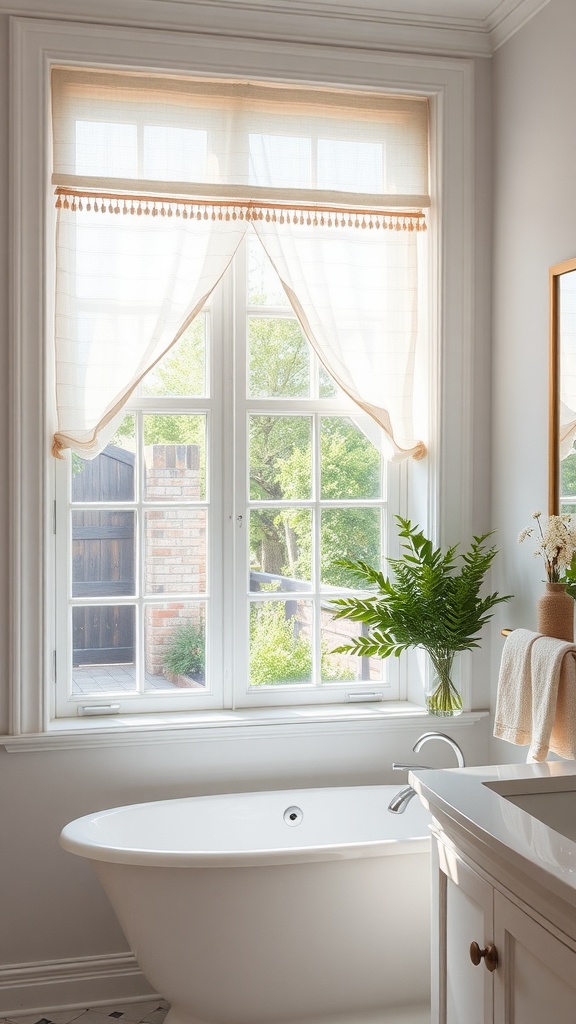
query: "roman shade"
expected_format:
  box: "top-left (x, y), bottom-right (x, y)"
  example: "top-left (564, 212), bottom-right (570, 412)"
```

top-left (51, 67), bottom-right (429, 461)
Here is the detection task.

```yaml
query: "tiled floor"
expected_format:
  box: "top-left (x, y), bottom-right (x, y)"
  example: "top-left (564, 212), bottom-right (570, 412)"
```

top-left (0, 1001), bottom-right (170, 1024)
top-left (0, 1001), bottom-right (431, 1024)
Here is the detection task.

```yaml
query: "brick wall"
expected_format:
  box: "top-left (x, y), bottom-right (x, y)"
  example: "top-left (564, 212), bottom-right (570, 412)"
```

top-left (144, 444), bottom-right (205, 679)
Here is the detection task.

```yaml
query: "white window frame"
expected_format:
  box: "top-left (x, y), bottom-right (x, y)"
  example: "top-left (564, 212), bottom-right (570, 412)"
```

top-left (231, 242), bottom-right (400, 709)
top-left (53, 234), bottom-right (400, 717)
top-left (8, 16), bottom-right (476, 740)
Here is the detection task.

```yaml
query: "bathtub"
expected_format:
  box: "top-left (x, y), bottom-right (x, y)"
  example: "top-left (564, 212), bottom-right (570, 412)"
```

top-left (60, 785), bottom-right (431, 1024)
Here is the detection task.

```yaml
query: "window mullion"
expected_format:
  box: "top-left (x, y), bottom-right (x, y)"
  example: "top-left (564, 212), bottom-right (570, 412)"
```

top-left (54, 458), bottom-right (71, 718)
top-left (313, 410), bottom-right (322, 688)
top-left (230, 240), bottom-right (249, 708)
top-left (135, 410), bottom-right (144, 695)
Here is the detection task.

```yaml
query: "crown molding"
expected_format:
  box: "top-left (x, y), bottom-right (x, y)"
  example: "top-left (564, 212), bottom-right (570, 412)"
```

top-left (0, 0), bottom-right (552, 57)
top-left (487, 0), bottom-right (551, 50)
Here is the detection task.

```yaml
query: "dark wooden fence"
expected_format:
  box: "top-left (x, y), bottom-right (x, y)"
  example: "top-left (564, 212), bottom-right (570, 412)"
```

top-left (72, 446), bottom-right (136, 666)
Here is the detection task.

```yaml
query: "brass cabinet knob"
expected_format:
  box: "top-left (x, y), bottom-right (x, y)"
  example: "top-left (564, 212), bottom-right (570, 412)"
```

top-left (469, 941), bottom-right (499, 972)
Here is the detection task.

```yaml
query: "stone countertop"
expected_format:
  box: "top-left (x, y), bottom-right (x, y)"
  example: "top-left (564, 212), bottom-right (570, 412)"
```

top-left (409, 760), bottom-right (576, 923)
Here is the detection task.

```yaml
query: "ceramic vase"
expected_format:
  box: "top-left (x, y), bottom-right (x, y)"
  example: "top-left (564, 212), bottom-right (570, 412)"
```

top-left (537, 582), bottom-right (574, 642)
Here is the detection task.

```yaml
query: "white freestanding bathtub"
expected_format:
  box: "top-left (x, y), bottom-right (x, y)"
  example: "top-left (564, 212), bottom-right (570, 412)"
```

top-left (61, 786), bottom-right (431, 1024)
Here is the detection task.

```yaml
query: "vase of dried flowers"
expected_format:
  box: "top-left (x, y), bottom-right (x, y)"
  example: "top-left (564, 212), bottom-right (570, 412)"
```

top-left (537, 582), bottom-right (574, 641)
top-left (519, 512), bottom-right (576, 641)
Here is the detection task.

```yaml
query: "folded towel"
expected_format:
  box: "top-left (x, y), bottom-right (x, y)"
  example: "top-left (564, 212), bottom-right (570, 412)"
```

top-left (494, 628), bottom-right (541, 747)
top-left (529, 635), bottom-right (576, 761)
top-left (494, 628), bottom-right (576, 761)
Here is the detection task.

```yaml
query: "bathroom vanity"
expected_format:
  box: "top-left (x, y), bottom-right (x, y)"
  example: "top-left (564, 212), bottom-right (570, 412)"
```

top-left (410, 761), bottom-right (576, 1024)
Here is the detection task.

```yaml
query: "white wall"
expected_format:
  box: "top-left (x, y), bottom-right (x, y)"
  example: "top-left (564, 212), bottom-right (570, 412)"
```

top-left (0, 720), bottom-right (492, 1013)
top-left (490, 0), bottom-right (576, 761)
top-left (0, 0), bottom-right (500, 1013)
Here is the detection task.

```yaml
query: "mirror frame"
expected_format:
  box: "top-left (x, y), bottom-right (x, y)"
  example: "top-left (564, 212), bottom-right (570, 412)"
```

top-left (549, 256), bottom-right (576, 515)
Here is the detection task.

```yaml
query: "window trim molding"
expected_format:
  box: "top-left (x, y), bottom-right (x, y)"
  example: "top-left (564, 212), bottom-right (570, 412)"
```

top-left (9, 14), bottom-right (475, 736)
top-left (1, 708), bottom-right (489, 753)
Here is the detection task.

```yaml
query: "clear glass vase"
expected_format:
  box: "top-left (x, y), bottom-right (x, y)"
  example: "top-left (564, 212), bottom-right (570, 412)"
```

top-left (425, 652), bottom-right (463, 717)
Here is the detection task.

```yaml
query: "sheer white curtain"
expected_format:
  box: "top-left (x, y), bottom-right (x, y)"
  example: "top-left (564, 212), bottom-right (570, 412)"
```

top-left (253, 219), bottom-right (424, 461)
top-left (53, 205), bottom-right (247, 458)
top-left (51, 67), bottom-right (429, 461)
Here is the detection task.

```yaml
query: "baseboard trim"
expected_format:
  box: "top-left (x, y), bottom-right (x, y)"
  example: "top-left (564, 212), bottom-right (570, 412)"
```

top-left (0, 953), bottom-right (157, 1018)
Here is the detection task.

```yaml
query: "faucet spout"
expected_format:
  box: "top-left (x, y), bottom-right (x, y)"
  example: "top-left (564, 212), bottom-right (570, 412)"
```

top-left (387, 785), bottom-right (417, 813)
top-left (412, 731), bottom-right (465, 767)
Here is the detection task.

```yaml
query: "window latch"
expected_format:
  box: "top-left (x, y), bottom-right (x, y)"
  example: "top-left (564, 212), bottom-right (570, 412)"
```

top-left (78, 704), bottom-right (121, 716)
top-left (345, 692), bottom-right (383, 703)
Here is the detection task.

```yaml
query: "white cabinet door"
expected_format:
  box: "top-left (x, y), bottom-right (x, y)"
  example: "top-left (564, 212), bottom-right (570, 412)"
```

top-left (493, 891), bottom-right (576, 1024)
top-left (433, 839), bottom-right (494, 1024)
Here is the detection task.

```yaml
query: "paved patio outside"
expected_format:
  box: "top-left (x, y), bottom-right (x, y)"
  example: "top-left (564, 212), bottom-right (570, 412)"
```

top-left (72, 663), bottom-right (185, 693)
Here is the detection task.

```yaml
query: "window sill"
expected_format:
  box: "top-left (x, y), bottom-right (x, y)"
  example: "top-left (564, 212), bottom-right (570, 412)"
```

top-left (1, 703), bottom-right (488, 752)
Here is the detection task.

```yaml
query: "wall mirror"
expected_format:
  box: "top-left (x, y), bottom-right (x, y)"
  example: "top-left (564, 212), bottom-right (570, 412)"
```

top-left (550, 257), bottom-right (576, 515)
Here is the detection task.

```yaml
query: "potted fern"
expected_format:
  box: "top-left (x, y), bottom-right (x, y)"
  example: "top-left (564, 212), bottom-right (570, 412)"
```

top-left (331, 517), bottom-right (511, 715)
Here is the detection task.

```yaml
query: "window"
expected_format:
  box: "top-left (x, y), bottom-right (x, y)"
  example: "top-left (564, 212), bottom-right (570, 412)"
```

top-left (55, 235), bottom-right (398, 715)
top-left (49, 65), bottom-right (429, 718)
top-left (9, 20), bottom-right (476, 739)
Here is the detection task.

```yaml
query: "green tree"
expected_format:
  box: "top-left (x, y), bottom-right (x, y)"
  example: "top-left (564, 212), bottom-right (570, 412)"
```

top-left (248, 317), bottom-right (309, 398)
top-left (273, 415), bottom-right (381, 586)
top-left (247, 319), bottom-right (383, 585)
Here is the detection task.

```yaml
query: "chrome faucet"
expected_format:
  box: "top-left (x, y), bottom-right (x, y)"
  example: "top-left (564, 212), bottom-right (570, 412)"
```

top-left (387, 731), bottom-right (465, 813)
top-left (412, 730), bottom-right (465, 767)
top-left (387, 785), bottom-right (419, 814)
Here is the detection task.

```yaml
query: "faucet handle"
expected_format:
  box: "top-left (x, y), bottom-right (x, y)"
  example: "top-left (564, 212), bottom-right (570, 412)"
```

top-left (392, 762), bottom-right (430, 771)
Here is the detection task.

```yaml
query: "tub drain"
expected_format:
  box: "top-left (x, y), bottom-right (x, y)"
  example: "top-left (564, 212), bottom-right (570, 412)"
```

top-left (283, 805), bottom-right (303, 826)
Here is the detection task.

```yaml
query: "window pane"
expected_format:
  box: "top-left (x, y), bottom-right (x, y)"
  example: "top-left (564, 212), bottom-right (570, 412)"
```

top-left (144, 508), bottom-right (207, 594)
top-left (141, 317), bottom-right (207, 397)
top-left (249, 415), bottom-right (312, 500)
top-left (317, 139), bottom-right (383, 192)
top-left (248, 235), bottom-right (290, 307)
top-left (248, 318), bottom-right (310, 398)
top-left (144, 603), bottom-right (206, 689)
top-left (320, 617), bottom-right (383, 684)
top-left (320, 416), bottom-right (382, 499)
top-left (75, 120), bottom-right (138, 176)
top-left (249, 599), bottom-right (313, 686)
top-left (72, 604), bottom-right (136, 693)
top-left (71, 422), bottom-right (136, 503)
top-left (72, 510), bottom-right (135, 598)
top-left (320, 508), bottom-right (382, 589)
top-left (319, 364), bottom-right (338, 398)
top-left (143, 419), bottom-right (206, 500)
top-left (249, 133), bottom-right (311, 189)
top-left (249, 509), bottom-right (311, 588)
top-left (143, 126), bottom-right (207, 180)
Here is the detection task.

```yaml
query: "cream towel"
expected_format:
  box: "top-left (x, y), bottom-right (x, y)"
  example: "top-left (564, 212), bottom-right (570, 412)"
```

top-left (529, 635), bottom-right (576, 761)
top-left (494, 628), bottom-right (541, 748)
top-left (494, 629), bottom-right (576, 761)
